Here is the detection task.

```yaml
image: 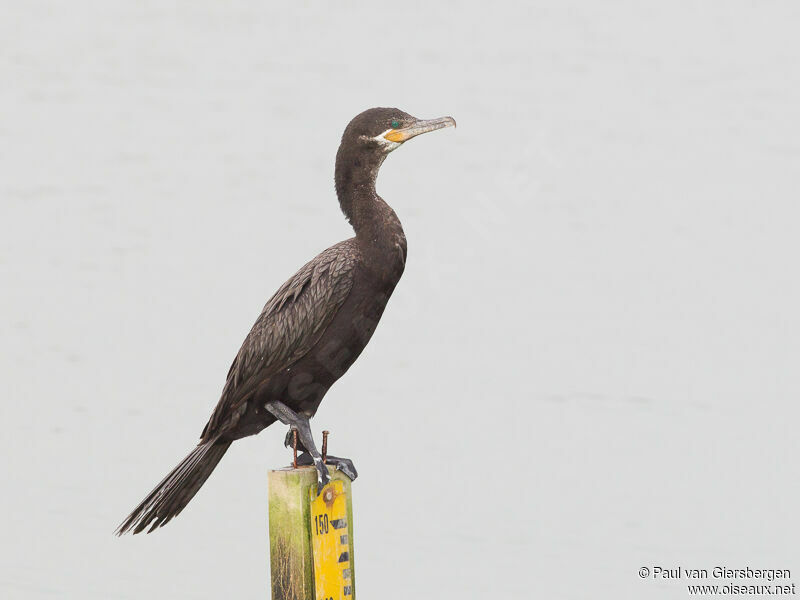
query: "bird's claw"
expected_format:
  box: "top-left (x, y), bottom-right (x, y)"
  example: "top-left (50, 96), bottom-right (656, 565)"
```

top-left (316, 462), bottom-right (331, 495)
top-left (334, 458), bottom-right (358, 482)
top-left (295, 452), bottom-right (355, 492)
top-left (284, 428), bottom-right (306, 451)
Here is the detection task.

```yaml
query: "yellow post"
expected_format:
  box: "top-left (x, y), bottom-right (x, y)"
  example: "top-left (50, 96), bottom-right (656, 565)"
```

top-left (268, 465), bottom-right (356, 600)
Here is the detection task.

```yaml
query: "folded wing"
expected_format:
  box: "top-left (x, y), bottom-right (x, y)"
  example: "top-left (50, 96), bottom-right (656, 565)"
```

top-left (201, 239), bottom-right (358, 440)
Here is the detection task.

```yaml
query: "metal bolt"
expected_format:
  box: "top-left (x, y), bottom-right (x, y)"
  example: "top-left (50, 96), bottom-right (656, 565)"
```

top-left (322, 430), bottom-right (329, 464)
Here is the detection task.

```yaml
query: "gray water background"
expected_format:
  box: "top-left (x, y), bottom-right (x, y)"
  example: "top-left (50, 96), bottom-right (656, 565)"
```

top-left (2, 2), bottom-right (799, 598)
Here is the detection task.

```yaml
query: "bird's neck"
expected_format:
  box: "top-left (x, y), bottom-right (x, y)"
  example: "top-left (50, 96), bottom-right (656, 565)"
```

top-left (335, 155), bottom-right (406, 255)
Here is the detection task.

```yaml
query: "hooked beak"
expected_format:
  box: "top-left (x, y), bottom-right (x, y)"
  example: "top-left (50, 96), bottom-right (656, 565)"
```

top-left (384, 116), bottom-right (457, 143)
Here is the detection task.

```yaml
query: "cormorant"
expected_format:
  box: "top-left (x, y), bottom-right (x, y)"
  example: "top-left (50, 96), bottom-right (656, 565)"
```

top-left (116, 107), bottom-right (455, 534)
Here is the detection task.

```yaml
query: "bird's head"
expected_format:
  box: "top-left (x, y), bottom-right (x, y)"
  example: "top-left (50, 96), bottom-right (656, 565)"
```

top-left (334, 107), bottom-right (456, 226)
top-left (340, 107), bottom-right (456, 159)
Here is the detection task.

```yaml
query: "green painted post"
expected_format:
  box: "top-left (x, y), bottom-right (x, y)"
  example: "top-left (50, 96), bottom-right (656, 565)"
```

top-left (268, 465), bottom-right (356, 600)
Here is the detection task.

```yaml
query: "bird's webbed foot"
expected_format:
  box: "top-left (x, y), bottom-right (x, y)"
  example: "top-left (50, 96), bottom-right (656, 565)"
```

top-left (329, 455), bottom-right (358, 481)
top-left (284, 428), bottom-right (308, 453)
top-left (296, 452), bottom-right (358, 482)
top-left (264, 400), bottom-right (329, 494)
top-left (315, 459), bottom-right (331, 492)
top-left (295, 448), bottom-right (329, 494)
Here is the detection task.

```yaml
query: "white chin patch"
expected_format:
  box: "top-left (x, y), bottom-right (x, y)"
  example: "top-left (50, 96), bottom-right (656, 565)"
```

top-left (371, 129), bottom-right (402, 153)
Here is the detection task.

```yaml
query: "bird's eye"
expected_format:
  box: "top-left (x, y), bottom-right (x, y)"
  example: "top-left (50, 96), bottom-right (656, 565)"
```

top-left (390, 120), bottom-right (401, 129)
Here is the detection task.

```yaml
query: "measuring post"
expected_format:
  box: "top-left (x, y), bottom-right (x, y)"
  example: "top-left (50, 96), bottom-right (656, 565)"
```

top-left (268, 465), bottom-right (356, 600)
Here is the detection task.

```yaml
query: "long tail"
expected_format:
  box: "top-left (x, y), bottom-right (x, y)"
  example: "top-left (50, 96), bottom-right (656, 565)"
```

top-left (116, 438), bottom-right (232, 535)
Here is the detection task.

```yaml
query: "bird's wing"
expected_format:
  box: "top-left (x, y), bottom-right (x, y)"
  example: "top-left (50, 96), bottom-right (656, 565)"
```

top-left (200, 239), bottom-right (358, 439)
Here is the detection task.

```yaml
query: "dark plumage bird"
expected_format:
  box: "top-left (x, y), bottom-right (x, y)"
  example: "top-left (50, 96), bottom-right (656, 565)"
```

top-left (116, 107), bottom-right (455, 534)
